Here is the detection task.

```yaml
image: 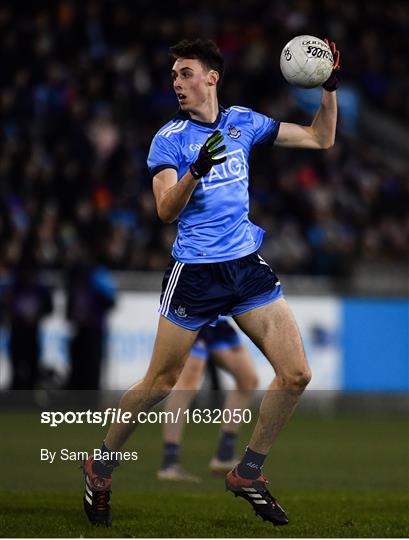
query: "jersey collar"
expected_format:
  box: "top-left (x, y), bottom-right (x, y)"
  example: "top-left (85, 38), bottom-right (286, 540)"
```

top-left (173, 105), bottom-right (226, 129)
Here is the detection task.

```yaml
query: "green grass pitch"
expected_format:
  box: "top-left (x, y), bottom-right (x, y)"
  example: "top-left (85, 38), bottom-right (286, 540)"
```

top-left (0, 408), bottom-right (408, 537)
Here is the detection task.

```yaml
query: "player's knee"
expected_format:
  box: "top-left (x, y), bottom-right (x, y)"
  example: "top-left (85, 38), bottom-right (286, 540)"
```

top-left (280, 366), bottom-right (312, 391)
top-left (147, 370), bottom-right (180, 395)
top-left (237, 372), bottom-right (259, 392)
top-left (155, 373), bottom-right (179, 392)
top-left (292, 366), bottom-right (312, 389)
top-left (247, 372), bottom-right (259, 391)
top-left (180, 374), bottom-right (200, 391)
top-left (299, 367), bottom-right (312, 388)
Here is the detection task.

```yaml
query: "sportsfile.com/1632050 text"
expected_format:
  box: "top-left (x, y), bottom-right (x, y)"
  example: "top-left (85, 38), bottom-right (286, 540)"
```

top-left (40, 408), bottom-right (252, 427)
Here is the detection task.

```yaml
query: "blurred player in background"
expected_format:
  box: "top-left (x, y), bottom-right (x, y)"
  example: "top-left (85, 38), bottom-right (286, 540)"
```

top-left (158, 318), bottom-right (258, 482)
top-left (65, 252), bottom-right (117, 395)
top-left (82, 37), bottom-right (339, 527)
top-left (3, 255), bottom-right (53, 390)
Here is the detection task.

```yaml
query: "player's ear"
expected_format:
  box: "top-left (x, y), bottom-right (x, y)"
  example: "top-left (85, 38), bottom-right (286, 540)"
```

top-left (207, 69), bottom-right (219, 87)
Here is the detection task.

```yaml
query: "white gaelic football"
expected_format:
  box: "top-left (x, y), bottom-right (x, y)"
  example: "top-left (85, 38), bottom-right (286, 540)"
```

top-left (280, 35), bottom-right (334, 88)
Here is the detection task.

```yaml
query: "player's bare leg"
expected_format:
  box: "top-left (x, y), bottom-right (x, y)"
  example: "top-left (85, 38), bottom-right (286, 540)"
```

top-left (225, 298), bottom-right (311, 525)
top-left (234, 298), bottom-right (311, 454)
top-left (209, 345), bottom-right (258, 473)
top-left (104, 316), bottom-right (199, 450)
top-left (82, 316), bottom-right (198, 525)
top-left (158, 354), bottom-right (205, 482)
top-left (214, 344), bottom-right (258, 434)
top-left (162, 354), bottom-right (205, 444)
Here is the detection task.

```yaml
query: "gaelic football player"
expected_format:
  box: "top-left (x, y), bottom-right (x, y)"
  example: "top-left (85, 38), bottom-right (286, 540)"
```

top-left (82, 37), bottom-right (339, 526)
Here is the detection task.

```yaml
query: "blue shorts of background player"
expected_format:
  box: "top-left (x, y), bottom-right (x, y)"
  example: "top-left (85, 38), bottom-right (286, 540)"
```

top-left (159, 252), bottom-right (283, 331)
top-left (191, 319), bottom-right (241, 360)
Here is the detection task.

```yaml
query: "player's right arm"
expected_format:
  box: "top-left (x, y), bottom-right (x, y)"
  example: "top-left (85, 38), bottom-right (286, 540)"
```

top-left (153, 168), bottom-right (198, 224)
top-left (150, 130), bottom-right (226, 223)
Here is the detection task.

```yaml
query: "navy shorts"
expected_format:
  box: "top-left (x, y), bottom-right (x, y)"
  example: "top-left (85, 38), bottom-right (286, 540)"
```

top-left (191, 319), bottom-right (241, 361)
top-left (159, 252), bottom-right (283, 331)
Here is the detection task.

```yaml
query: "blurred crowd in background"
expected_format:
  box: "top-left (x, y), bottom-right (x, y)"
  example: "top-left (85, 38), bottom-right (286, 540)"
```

top-left (0, 0), bottom-right (408, 279)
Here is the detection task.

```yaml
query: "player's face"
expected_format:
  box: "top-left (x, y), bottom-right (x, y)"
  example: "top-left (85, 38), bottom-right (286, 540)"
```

top-left (171, 58), bottom-right (216, 111)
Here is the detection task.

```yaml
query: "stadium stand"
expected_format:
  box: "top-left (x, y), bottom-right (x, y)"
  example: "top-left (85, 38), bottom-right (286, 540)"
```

top-left (0, 0), bottom-right (407, 276)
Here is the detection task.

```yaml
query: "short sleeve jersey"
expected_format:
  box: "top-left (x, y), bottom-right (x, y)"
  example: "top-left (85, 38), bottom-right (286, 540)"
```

top-left (147, 106), bottom-right (280, 263)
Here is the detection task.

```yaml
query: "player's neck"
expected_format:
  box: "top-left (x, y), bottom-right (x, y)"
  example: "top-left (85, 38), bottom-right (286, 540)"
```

top-left (189, 97), bottom-right (219, 124)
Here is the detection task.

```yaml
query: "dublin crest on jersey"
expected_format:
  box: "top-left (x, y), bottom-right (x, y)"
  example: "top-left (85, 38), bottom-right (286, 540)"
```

top-left (227, 125), bottom-right (241, 139)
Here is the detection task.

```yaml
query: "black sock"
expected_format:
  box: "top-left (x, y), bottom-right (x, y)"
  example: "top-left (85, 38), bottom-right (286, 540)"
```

top-left (237, 447), bottom-right (266, 479)
top-left (162, 442), bottom-right (180, 469)
top-left (92, 442), bottom-right (120, 477)
top-left (216, 431), bottom-right (237, 462)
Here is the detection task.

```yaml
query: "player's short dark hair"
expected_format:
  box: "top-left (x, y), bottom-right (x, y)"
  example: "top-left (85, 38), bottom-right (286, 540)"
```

top-left (169, 39), bottom-right (225, 84)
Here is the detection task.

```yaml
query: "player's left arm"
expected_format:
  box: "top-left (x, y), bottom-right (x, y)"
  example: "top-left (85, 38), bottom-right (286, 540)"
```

top-left (275, 39), bottom-right (340, 150)
top-left (275, 91), bottom-right (336, 149)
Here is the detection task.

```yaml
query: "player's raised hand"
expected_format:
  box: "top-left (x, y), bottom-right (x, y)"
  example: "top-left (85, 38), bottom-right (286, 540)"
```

top-left (190, 130), bottom-right (226, 179)
top-left (322, 39), bottom-right (340, 92)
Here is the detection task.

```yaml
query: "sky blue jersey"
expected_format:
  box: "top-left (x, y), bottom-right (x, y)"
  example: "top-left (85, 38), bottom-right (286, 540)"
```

top-left (147, 106), bottom-right (280, 263)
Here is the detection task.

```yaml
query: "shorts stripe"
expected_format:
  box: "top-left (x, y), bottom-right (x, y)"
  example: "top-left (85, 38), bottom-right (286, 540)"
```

top-left (160, 261), bottom-right (182, 315)
top-left (161, 262), bottom-right (184, 316)
top-left (257, 254), bottom-right (270, 267)
top-left (160, 261), bottom-right (185, 316)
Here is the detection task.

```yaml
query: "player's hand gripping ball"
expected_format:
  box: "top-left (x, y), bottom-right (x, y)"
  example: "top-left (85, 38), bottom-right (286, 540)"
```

top-left (280, 35), bottom-right (338, 89)
top-left (322, 39), bottom-right (340, 91)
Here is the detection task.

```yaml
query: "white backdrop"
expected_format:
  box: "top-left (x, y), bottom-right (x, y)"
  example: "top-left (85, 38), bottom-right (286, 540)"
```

top-left (0, 292), bottom-right (341, 390)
